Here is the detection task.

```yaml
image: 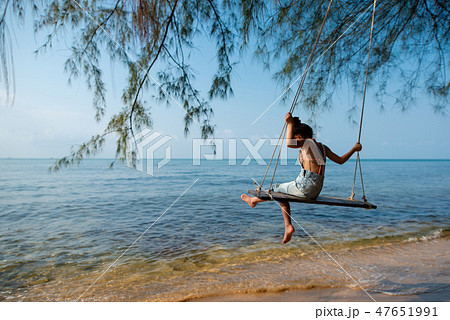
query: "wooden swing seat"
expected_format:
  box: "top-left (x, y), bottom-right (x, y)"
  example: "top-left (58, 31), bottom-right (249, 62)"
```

top-left (248, 190), bottom-right (376, 209)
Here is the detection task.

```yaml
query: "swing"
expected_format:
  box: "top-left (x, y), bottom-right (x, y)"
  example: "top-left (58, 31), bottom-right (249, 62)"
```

top-left (248, 0), bottom-right (377, 210)
top-left (248, 190), bottom-right (376, 209)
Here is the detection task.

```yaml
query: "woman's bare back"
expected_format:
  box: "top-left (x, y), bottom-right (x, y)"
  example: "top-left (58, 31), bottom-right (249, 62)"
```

top-left (299, 139), bottom-right (326, 175)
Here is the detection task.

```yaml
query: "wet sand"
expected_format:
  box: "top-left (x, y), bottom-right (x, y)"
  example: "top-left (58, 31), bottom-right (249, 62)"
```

top-left (190, 286), bottom-right (450, 302)
top-left (190, 238), bottom-right (450, 302)
top-left (6, 238), bottom-right (449, 302)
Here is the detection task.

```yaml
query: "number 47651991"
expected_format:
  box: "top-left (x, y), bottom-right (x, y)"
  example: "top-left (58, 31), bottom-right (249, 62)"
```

top-left (375, 307), bottom-right (438, 317)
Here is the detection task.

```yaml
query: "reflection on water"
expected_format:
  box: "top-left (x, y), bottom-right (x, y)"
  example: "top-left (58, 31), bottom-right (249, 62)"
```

top-left (0, 159), bottom-right (449, 301)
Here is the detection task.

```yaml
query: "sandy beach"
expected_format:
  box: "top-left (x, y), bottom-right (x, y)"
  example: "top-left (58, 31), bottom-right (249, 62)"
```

top-left (4, 235), bottom-right (446, 302)
top-left (190, 286), bottom-right (450, 302)
top-left (189, 238), bottom-right (450, 302)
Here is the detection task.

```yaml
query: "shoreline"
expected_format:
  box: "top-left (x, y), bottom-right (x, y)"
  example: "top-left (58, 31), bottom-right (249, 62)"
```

top-left (187, 238), bottom-right (450, 302)
top-left (6, 238), bottom-right (450, 302)
top-left (188, 286), bottom-right (450, 302)
top-left (4, 237), bottom-right (449, 302)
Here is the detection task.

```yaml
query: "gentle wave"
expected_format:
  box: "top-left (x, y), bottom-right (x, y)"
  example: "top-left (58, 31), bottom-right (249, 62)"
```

top-left (3, 236), bottom-right (448, 302)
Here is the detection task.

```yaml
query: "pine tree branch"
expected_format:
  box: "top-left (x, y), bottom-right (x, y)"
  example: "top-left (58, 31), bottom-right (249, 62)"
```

top-left (129, 0), bottom-right (180, 135)
top-left (0, 0), bottom-right (10, 27)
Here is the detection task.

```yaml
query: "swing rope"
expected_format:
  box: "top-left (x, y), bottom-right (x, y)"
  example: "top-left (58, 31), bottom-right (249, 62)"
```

top-left (257, 0), bottom-right (377, 205)
top-left (257, 0), bottom-right (334, 195)
top-left (349, 0), bottom-right (377, 202)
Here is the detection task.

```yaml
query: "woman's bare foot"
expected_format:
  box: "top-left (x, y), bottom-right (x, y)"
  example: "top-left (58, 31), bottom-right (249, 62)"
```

top-left (241, 194), bottom-right (264, 208)
top-left (283, 224), bottom-right (295, 244)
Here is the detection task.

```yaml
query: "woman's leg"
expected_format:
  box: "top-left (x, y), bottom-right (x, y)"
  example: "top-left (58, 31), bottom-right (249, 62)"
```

top-left (279, 201), bottom-right (295, 244)
top-left (241, 194), bottom-right (266, 207)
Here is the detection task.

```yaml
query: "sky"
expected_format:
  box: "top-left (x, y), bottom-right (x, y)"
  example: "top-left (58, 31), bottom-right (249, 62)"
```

top-left (1, 10), bottom-right (449, 161)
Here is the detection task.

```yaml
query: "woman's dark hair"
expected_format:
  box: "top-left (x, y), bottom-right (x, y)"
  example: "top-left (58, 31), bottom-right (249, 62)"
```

top-left (292, 117), bottom-right (313, 138)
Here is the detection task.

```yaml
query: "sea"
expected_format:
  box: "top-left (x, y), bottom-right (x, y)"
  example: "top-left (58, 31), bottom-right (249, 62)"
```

top-left (0, 158), bottom-right (449, 301)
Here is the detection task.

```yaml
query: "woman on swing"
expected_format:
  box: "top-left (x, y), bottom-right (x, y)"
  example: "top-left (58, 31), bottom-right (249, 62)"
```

top-left (241, 112), bottom-right (362, 244)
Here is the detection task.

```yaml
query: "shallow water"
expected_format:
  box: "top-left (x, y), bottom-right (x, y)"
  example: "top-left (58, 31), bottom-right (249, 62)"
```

top-left (0, 159), bottom-right (449, 301)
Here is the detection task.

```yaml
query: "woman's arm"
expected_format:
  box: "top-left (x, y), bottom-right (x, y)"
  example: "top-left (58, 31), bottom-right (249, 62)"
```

top-left (285, 113), bottom-right (304, 149)
top-left (325, 143), bottom-right (362, 165)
